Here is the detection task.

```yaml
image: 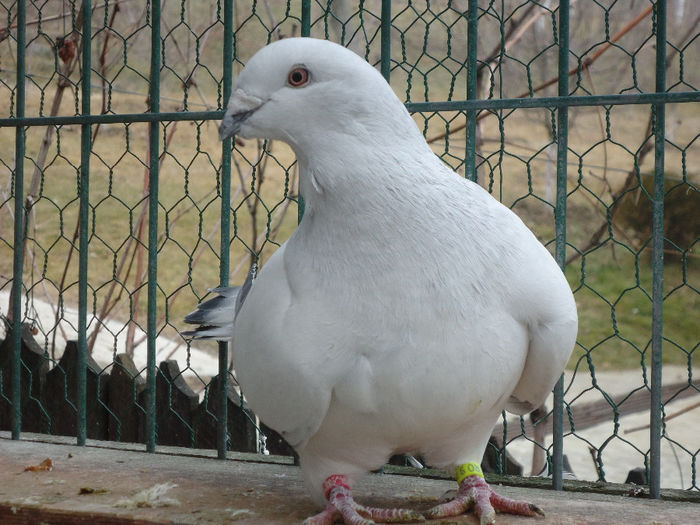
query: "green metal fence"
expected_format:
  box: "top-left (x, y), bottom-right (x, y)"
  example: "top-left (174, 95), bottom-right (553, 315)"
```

top-left (1, 0), bottom-right (698, 498)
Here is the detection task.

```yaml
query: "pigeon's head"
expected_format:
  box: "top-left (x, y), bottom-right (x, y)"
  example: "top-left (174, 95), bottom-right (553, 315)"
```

top-left (219, 38), bottom-right (419, 153)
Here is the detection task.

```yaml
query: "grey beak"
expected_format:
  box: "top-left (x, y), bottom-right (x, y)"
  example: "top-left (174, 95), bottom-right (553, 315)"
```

top-left (219, 110), bottom-right (255, 140)
top-left (219, 88), bottom-right (265, 141)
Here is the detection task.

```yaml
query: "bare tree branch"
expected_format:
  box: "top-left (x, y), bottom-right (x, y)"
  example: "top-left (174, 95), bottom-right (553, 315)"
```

top-left (565, 12), bottom-right (700, 264)
top-left (428, 2), bottom-right (649, 145)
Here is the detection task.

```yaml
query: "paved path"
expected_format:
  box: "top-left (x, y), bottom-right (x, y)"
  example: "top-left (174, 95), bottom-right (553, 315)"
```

top-left (505, 366), bottom-right (700, 487)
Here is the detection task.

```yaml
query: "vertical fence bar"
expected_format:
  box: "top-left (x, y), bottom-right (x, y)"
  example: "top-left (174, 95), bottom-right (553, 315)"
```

top-left (649, 0), bottom-right (666, 499)
top-left (76, 0), bottom-right (93, 447)
top-left (10, 0), bottom-right (27, 441)
top-left (146, 0), bottom-right (162, 453)
top-left (217, 0), bottom-right (234, 460)
top-left (552, 0), bottom-right (570, 491)
top-left (301, 0), bottom-right (311, 37)
top-left (380, 0), bottom-right (391, 81)
top-left (465, 0), bottom-right (478, 182)
top-left (297, 0), bottom-right (311, 223)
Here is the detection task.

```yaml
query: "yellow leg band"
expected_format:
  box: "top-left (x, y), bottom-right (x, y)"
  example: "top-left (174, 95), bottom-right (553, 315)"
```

top-left (455, 462), bottom-right (484, 484)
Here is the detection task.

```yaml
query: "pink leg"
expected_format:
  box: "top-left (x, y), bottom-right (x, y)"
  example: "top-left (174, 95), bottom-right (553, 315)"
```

top-left (304, 475), bottom-right (425, 525)
top-left (425, 475), bottom-right (543, 525)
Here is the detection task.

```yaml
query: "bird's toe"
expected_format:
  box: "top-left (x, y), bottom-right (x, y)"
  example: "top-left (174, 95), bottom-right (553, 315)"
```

top-left (303, 505), bottom-right (342, 525)
top-left (357, 504), bottom-right (425, 523)
top-left (424, 474), bottom-right (544, 523)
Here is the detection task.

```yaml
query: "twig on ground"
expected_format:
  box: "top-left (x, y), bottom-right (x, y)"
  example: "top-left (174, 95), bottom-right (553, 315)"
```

top-left (624, 401), bottom-right (700, 434)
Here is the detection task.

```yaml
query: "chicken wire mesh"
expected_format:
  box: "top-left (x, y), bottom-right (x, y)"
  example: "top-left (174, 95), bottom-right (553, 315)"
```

top-left (0, 0), bottom-right (698, 495)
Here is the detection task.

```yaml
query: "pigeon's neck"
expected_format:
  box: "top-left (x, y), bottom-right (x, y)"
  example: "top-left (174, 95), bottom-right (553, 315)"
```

top-left (294, 128), bottom-right (438, 213)
top-left (288, 134), bottom-right (457, 281)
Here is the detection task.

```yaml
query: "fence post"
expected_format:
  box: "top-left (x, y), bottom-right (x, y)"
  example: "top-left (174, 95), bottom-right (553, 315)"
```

top-left (552, 0), bottom-right (571, 491)
top-left (146, 0), bottom-right (162, 453)
top-left (296, 0), bottom-right (312, 222)
top-left (76, 0), bottom-right (93, 448)
top-left (380, 0), bottom-right (391, 81)
top-left (650, 0), bottom-right (666, 500)
top-left (217, 0), bottom-right (235, 460)
top-left (10, 0), bottom-right (27, 442)
top-left (465, 0), bottom-right (478, 182)
top-left (301, 0), bottom-right (311, 37)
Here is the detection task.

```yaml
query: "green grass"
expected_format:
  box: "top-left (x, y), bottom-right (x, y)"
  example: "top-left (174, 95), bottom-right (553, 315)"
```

top-left (566, 253), bottom-right (698, 370)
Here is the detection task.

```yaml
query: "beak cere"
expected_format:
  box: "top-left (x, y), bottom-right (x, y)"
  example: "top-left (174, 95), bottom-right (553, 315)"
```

top-left (219, 109), bottom-right (255, 140)
top-left (218, 88), bottom-right (265, 141)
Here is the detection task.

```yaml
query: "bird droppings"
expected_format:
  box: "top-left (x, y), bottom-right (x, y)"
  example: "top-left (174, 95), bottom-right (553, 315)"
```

top-left (113, 482), bottom-right (180, 509)
top-left (627, 487), bottom-right (647, 498)
top-left (10, 496), bottom-right (41, 506)
top-left (229, 508), bottom-right (255, 520)
top-left (41, 478), bottom-right (66, 485)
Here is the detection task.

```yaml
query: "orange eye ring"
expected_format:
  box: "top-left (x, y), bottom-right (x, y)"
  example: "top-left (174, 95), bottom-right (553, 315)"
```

top-left (288, 67), bottom-right (310, 87)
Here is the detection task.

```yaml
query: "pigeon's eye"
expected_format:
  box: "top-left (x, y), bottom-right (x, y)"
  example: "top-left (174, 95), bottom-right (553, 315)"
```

top-left (288, 67), bottom-right (310, 87)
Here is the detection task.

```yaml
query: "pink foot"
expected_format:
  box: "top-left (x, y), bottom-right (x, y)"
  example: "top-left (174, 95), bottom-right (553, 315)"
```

top-left (425, 475), bottom-right (543, 525)
top-left (304, 475), bottom-right (425, 525)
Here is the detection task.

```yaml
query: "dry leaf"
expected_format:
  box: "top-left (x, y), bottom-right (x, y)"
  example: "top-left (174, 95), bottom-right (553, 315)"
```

top-left (113, 482), bottom-right (180, 509)
top-left (24, 458), bottom-right (53, 472)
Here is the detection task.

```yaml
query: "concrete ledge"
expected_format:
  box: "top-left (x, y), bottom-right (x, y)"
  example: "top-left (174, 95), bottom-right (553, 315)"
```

top-left (1, 432), bottom-right (698, 524)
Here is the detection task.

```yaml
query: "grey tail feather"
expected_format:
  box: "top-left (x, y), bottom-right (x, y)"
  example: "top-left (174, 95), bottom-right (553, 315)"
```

top-left (181, 323), bottom-right (234, 340)
top-left (181, 263), bottom-right (257, 342)
top-left (183, 290), bottom-right (239, 324)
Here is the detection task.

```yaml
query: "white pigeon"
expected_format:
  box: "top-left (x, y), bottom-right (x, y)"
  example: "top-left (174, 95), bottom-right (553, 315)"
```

top-left (185, 37), bottom-right (578, 525)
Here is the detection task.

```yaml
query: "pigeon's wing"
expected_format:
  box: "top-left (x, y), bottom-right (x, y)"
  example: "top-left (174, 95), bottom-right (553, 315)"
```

top-left (505, 315), bottom-right (577, 415)
top-left (230, 244), bottom-right (342, 449)
top-left (504, 240), bottom-right (579, 415)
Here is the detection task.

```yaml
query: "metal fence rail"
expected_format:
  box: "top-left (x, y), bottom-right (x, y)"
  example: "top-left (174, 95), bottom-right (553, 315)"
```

top-left (1, 0), bottom-right (698, 497)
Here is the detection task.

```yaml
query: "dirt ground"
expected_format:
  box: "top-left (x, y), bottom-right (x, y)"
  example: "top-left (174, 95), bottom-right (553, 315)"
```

top-left (1, 432), bottom-right (698, 524)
